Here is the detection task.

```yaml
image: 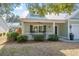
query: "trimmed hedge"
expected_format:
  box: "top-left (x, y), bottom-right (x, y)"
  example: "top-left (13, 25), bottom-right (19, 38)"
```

top-left (7, 32), bottom-right (19, 41)
top-left (17, 35), bottom-right (28, 43)
top-left (33, 34), bottom-right (45, 41)
top-left (48, 34), bottom-right (59, 41)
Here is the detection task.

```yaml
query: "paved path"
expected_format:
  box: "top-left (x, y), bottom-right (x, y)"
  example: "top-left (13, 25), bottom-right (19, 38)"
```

top-left (60, 38), bottom-right (79, 43)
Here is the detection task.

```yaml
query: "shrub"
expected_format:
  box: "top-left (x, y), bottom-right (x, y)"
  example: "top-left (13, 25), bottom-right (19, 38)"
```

top-left (48, 34), bottom-right (59, 41)
top-left (33, 34), bottom-right (45, 41)
top-left (17, 35), bottom-right (28, 43)
top-left (0, 33), bottom-right (2, 36)
top-left (3, 32), bottom-right (6, 36)
top-left (7, 32), bottom-right (19, 41)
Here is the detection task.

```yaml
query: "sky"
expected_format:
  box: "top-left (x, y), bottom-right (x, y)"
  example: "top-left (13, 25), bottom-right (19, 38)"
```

top-left (13, 4), bottom-right (29, 17)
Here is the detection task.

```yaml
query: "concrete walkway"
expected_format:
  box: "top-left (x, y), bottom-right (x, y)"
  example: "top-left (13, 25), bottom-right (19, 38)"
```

top-left (60, 38), bottom-right (79, 43)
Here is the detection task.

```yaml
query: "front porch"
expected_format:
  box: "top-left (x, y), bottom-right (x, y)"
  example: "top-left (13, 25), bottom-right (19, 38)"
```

top-left (21, 19), bottom-right (67, 40)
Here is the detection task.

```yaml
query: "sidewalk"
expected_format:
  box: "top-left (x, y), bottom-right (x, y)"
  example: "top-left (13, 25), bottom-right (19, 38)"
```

top-left (59, 38), bottom-right (79, 43)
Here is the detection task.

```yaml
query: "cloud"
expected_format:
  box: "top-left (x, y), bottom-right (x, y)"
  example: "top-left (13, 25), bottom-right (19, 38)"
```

top-left (13, 4), bottom-right (27, 16)
top-left (20, 10), bottom-right (29, 18)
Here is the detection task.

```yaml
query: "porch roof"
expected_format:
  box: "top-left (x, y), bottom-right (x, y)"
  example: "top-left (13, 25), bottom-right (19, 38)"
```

top-left (20, 18), bottom-right (66, 23)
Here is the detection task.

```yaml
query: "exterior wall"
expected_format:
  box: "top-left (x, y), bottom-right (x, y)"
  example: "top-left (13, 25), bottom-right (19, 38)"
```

top-left (21, 21), bottom-right (68, 40)
top-left (21, 22), bottom-right (30, 34)
top-left (69, 19), bottom-right (79, 39)
top-left (67, 19), bottom-right (79, 39)
top-left (70, 21), bottom-right (79, 24)
top-left (21, 22), bottom-right (54, 40)
top-left (22, 22), bottom-right (54, 34)
top-left (66, 20), bottom-right (69, 39)
top-left (46, 23), bottom-right (53, 34)
top-left (58, 22), bottom-right (68, 39)
top-left (68, 19), bottom-right (79, 24)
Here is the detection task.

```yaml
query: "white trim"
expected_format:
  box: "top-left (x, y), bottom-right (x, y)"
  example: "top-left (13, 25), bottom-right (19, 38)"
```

top-left (59, 36), bottom-right (68, 40)
top-left (21, 19), bottom-right (66, 23)
top-left (68, 19), bottom-right (70, 39)
top-left (53, 21), bottom-right (55, 34)
top-left (21, 22), bottom-right (25, 34)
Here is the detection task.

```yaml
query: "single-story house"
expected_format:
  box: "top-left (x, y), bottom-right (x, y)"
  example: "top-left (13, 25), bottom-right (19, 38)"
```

top-left (20, 9), bottom-right (79, 40)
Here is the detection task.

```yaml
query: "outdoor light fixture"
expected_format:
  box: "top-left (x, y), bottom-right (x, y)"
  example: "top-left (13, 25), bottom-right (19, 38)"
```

top-left (70, 25), bottom-right (72, 33)
top-left (70, 25), bottom-right (72, 29)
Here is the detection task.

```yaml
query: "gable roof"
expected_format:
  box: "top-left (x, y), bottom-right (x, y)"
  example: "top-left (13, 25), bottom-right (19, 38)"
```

top-left (21, 13), bottom-right (69, 20)
top-left (68, 9), bottom-right (79, 19)
top-left (20, 7), bottom-right (79, 20)
top-left (69, 9), bottom-right (79, 19)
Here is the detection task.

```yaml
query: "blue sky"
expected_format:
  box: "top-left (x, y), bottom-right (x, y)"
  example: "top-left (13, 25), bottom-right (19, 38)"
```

top-left (13, 4), bottom-right (27, 16)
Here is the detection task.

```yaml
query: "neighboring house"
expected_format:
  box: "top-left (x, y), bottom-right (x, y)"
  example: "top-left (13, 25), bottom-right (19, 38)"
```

top-left (20, 9), bottom-right (79, 40)
top-left (0, 17), bottom-right (9, 36)
top-left (7, 23), bottom-right (21, 32)
top-left (0, 17), bottom-right (20, 35)
top-left (0, 18), bottom-right (9, 33)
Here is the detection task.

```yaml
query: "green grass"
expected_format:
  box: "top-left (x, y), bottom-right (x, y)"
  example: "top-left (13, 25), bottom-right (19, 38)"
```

top-left (0, 47), bottom-right (32, 56)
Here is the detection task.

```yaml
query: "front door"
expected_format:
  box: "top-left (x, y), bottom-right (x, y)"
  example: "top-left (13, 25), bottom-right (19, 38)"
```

top-left (55, 26), bottom-right (58, 35)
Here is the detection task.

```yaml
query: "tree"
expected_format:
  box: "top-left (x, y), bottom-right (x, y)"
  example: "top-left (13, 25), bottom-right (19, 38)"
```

top-left (6, 13), bottom-right (20, 23)
top-left (0, 3), bottom-right (20, 22)
top-left (0, 3), bottom-right (20, 16)
top-left (28, 3), bottom-right (74, 16)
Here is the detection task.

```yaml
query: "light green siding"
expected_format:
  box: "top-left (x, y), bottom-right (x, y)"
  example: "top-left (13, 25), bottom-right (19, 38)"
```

top-left (46, 24), bottom-right (53, 33)
top-left (22, 22), bottom-right (68, 38)
top-left (58, 22), bottom-right (68, 38)
top-left (22, 22), bottom-right (30, 34)
top-left (22, 22), bottom-right (54, 34)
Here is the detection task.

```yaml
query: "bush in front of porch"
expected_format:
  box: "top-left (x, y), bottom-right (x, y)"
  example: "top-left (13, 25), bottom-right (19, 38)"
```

top-left (17, 35), bottom-right (28, 43)
top-left (7, 32), bottom-right (28, 43)
top-left (7, 32), bottom-right (19, 41)
top-left (33, 34), bottom-right (45, 41)
top-left (47, 34), bottom-right (59, 41)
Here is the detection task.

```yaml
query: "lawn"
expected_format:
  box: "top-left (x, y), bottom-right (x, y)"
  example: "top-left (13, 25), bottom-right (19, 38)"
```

top-left (0, 37), bottom-right (79, 56)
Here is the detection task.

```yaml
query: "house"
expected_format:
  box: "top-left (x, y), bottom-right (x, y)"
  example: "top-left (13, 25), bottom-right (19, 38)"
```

top-left (0, 16), bottom-right (20, 36)
top-left (7, 23), bottom-right (21, 32)
top-left (20, 9), bottom-right (79, 40)
top-left (0, 17), bottom-right (9, 36)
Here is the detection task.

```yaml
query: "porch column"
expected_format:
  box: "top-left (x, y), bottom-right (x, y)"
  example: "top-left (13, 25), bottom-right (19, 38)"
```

top-left (21, 22), bottom-right (25, 34)
top-left (68, 20), bottom-right (70, 39)
top-left (53, 21), bottom-right (55, 34)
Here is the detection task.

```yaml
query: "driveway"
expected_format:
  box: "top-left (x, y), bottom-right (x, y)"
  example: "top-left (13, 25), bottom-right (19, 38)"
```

top-left (0, 37), bottom-right (79, 56)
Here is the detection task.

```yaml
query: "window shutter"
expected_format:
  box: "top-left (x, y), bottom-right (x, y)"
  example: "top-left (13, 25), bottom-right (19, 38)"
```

top-left (30, 25), bottom-right (33, 33)
top-left (44, 25), bottom-right (46, 33)
top-left (39, 26), bottom-right (42, 32)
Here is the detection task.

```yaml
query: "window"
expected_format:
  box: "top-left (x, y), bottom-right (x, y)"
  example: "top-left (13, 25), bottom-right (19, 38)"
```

top-left (39, 26), bottom-right (44, 32)
top-left (33, 26), bottom-right (39, 32)
top-left (30, 25), bottom-right (46, 33)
